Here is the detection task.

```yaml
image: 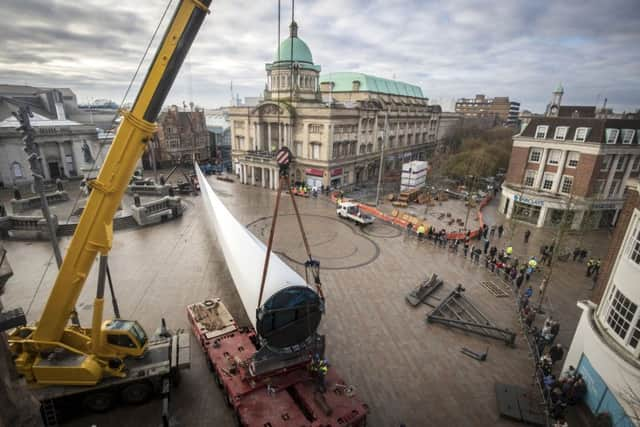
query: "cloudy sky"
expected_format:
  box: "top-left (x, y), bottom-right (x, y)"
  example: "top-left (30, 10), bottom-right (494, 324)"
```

top-left (2, 0), bottom-right (639, 113)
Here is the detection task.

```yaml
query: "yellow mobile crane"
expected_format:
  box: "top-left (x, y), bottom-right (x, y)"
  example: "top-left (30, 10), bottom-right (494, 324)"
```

top-left (2, 0), bottom-right (211, 416)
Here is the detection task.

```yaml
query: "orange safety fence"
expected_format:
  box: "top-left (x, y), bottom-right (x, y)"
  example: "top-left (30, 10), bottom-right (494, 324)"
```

top-left (331, 191), bottom-right (494, 239)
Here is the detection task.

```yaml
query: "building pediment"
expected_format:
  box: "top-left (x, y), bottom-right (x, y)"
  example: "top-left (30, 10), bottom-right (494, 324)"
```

top-left (251, 101), bottom-right (296, 118)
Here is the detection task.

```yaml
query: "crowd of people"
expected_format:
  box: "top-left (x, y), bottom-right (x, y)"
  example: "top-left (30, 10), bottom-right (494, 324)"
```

top-left (403, 220), bottom-right (597, 425)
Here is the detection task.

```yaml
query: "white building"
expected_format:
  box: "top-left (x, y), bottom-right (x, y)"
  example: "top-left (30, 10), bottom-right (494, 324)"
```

top-left (0, 112), bottom-right (102, 187)
top-left (563, 179), bottom-right (640, 426)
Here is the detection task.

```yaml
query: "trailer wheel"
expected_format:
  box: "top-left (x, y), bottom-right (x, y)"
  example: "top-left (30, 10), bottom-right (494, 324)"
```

top-left (234, 410), bottom-right (243, 427)
top-left (206, 356), bottom-right (214, 372)
top-left (83, 391), bottom-right (115, 412)
top-left (213, 369), bottom-right (223, 388)
top-left (222, 387), bottom-right (233, 408)
top-left (121, 381), bottom-right (152, 404)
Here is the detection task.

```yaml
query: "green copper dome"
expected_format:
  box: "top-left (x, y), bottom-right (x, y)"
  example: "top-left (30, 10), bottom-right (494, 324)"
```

top-left (273, 22), bottom-right (313, 64)
top-left (275, 37), bottom-right (313, 63)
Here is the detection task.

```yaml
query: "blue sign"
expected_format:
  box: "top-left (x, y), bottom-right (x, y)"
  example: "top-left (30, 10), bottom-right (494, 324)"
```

top-left (513, 194), bottom-right (544, 207)
top-left (577, 354), bottom-right (634, 427)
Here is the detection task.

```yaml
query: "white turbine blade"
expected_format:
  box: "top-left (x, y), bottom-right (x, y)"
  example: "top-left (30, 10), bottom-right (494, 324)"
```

top-left (195, 164), bottom-right (308, 329)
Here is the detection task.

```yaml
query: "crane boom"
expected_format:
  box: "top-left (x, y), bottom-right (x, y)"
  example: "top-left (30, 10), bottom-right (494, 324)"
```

top-left (32, 0), bottom-right (211, 343)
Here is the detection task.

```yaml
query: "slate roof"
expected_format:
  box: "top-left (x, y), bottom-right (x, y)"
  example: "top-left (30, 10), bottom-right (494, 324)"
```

top-left (520, 116), bottom-right (640, 145)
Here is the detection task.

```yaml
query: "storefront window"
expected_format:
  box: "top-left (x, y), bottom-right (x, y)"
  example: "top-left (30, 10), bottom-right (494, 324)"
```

top-left (545, 209), bottom-right (575, 228)
top-left (512, 201), bottom-right (542, 225)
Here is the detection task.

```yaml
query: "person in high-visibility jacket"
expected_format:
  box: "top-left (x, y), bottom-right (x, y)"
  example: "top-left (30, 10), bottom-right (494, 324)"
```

top-left (310, 354), bottom-right (329, 392)
top-left (506, 246), bottom-right (513, 256)
top-left (417, 224), bottom-right (426, 241)
top-left (528, 257), bottom-right (538, 270)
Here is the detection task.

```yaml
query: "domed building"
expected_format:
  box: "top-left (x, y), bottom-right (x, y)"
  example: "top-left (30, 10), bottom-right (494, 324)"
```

top-left (229, 21), bottom-right (442, 191)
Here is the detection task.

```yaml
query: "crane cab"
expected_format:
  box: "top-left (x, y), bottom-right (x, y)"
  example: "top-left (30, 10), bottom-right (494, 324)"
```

top-left (101, 319), bottom-right (148, 359)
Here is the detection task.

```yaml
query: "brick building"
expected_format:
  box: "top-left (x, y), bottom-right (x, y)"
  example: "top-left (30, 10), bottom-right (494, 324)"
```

top-left (562, 179), bottom-right (640, 425)
top-left (455, 94), bottom-right (520, 126)
top-left (154, 106), bottom-right (209, 166)
top-left (500, 88), bottom-right (640, 229)
top-left (229, 21), bottom-right (441, 191)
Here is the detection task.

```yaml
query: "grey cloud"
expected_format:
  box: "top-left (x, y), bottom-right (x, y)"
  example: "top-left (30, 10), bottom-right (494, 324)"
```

top-left (0, 0), bottom-right (638, 113)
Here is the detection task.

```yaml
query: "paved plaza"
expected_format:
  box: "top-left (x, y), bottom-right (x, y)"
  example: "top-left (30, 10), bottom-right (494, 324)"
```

top-left (1, 176), bottom-right (610, 426)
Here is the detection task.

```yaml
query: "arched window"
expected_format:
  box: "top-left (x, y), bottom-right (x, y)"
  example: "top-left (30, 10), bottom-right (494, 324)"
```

top-left (11, 162), bottom-right (23, 178)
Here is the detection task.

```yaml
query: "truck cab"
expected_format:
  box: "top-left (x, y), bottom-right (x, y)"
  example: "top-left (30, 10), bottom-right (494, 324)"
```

top-left (101, 319), bottom-right (148, 358)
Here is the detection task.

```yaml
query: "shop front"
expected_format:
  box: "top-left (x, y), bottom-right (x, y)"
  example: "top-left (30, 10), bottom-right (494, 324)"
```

top-left (511, 194), bottom-right (545, 225)
top-left (330, 168), bottom-right (343, 188)
top-left (305, 168), bottom-right (324, 189)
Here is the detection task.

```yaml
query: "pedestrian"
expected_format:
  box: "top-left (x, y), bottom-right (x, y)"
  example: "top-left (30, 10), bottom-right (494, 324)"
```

top-left (428, 226), bottom-right (434, 240)
top-left (483, 238), bottom-right (490, 254)
top-left (489, 225), bottom-right (496, 238)
top-left (417, 224), bottom-right (425, 241)
top-left (579, 249), bottom-right (588, 262)
top-left (550, 321), bottom-right (560, 342)
top-left (490, 246), bottom-right (498, 258)
top-left (406, 222), bottom-right (413, 236)
top-left (525, 309), bottom-right (537, 329)
top-left (548, 344), bottom-right (564, 365)
top-left (524, 285), bottom-right (533, 299)
top-left (506, 246), bottom-right (513, 257)
top-left (541, 248), bottom-right (549, 264)
top-left (572, 247), bottom-right (580, 262)
top-left (524, 229), bottom-right (531, 243)
top-left (593, 258), bottom-right (601, 275)
top-left (586, 258), bottom-right (594, 277)
top-left (516, 272), bottom-right (525, 290)
top-left (482, 224), bottom-right (488, 239)
top-left (463, 241), bottom-right (469, 258)
top-left (498, 224), bottom-right (504, 238)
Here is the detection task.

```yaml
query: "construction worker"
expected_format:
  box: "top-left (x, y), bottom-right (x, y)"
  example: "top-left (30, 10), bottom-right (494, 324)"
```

top-left (593, 259), bottom-right (602, 275)
top-left (586, 258), bottom-right (594, 277)
top-left (417, 224), bottom-right (425, 241)
top-left (310, 354), bottom-right (329, 392)
top-left (506, 246), bottom-right (513, 256)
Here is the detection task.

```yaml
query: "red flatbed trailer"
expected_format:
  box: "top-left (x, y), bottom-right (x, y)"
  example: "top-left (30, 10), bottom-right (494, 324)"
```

top-left (187, 298), bottom-right (368, 426)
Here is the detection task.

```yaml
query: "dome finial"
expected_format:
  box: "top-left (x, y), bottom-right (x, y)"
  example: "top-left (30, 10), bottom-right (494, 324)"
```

top-left (289, 21), bottom-right (298, 38)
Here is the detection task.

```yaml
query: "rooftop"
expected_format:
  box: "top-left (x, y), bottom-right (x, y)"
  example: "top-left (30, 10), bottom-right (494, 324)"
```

top-left (320, 72), bottom-right (425, 99)
top-left (0, 111), bottom-right (84, 128)
top-left (520, 116), bottom-right (640, 144)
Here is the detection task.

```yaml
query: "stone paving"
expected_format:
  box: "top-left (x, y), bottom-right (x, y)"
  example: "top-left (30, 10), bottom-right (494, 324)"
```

top-left (0, 177), bottom-right (610, 426)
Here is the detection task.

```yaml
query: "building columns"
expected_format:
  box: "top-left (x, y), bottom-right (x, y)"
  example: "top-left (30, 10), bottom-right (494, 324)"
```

top-left (617, 154), bottom-right (636, 198)
top-left (40, 148), bottom-right (50, 180)
top-left (262, 167), bottom-right (267, 188)
top-left (551, 150), bottom-right (568, 193)
top-left (603, 154), bottom-right (619, 198)
top-left (58, 142), bottom-right (69, 178)
top-left (536, 206), bottom-right (547, 228)
top-left (267, 123), bottom-right (272, 151)
top-left (533, 148), bottom-right (549, 190)
top-left (240, 164), bottom-right (246, 184)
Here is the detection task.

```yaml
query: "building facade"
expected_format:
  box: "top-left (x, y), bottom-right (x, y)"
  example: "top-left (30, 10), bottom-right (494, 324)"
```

top-left (455, 94), bottom-right (520, 126)
top-left (500, 89), bottom-right (640, 229)
top-left (228, 22), bottom-right (439, 191)
top-left (0, 85), bottom-right (103, 187)
top-left (154, 106), bottom-right (209, 166)
top-left (562, 179), bottom-right (640, 426)
top-left (205, 108), bottom-right (232, 171)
